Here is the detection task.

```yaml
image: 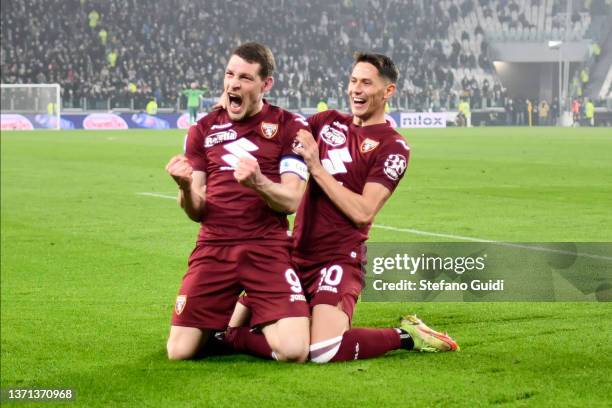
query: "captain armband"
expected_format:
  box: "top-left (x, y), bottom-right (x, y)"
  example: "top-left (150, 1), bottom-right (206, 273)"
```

top-left (279, 157), bottom-right (309, 181)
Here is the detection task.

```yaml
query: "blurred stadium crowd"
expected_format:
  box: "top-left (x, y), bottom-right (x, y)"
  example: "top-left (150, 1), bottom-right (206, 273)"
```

top-left (0, 0), bottom-right (608, 112)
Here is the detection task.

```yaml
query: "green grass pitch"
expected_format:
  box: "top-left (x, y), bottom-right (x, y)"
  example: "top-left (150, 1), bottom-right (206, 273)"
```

top-left (1, 127), bottom-right (611, 407)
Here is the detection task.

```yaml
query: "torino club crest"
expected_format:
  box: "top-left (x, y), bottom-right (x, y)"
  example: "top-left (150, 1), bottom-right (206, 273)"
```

top-left (261, 122), bottom-right (278, 139)
top-left (360, 138), bottom-right (379, 153)
top-left (175, 295), bottom-right (187, 315)
top-left (383, 154), bottom-right (407, 181)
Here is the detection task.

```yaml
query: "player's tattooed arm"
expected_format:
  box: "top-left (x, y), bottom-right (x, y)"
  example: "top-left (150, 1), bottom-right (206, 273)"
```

top-left (165, 155), bottom-right (207, 222)
top-left (295, 129), bottom-right (391, 228)
top-left (233, 157), bottom-right (305, 213)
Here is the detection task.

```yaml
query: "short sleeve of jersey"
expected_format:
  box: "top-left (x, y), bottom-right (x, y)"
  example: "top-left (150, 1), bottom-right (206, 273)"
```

top-left (366, 136), bottom-right (410, 192)
top-left (184, 125), bottom-right (206, 172)
top-left (280, 113), bottom-right (311, 158)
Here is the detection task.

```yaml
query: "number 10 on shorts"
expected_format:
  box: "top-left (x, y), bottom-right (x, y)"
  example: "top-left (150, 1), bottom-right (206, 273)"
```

top-left (318, 265), bottom-right (343, 293)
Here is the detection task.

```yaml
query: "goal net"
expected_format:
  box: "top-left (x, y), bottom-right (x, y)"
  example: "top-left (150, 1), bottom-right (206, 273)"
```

top-left (1, 84), bottom-right (61, 130)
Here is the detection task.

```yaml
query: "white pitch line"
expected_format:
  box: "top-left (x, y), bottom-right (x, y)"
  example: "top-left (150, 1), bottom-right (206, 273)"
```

top-left (137, 192), bottom-right (612, 262)
top-left (372, 224), bottom-right (612, 262)
top-left (137, 192), bottom-right (176, 200)
top-left (372, 224), bottom-right (485, 242)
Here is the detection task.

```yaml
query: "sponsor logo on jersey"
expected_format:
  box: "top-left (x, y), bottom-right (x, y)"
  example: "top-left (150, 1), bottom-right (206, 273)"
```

top-left (360, 138), bottom-right (380, 153)
top-left (289, 294), bottom-right (307, 303)
top-left (383, 154), bottom-right (407, 181)
top-left (211, 122), bottom-right (233, 130)
top-left (205, 129), bottom-right (238, 147)
top-left (319, 285), bottom-right (339, 294)
top-left (332, 121), bottom-right (348, 131)
top-left (319, 125), bottom-right (347, 147)
top-left (175, 295), bottom-right (187, 315)
top-left (261, 122), bottom-right (278, 139)
top-left (220, 138), bottom-right (258, 168)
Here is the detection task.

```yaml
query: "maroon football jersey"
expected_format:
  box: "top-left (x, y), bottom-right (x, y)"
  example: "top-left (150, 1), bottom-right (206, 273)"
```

top-left (185, 102), bottom-right (309, 245)
top-left (293, 110), bottom-right (410, 260)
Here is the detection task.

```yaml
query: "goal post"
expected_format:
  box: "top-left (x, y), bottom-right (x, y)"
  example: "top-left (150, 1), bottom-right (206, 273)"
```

top-left (0, 83), bottom-right (61, 130)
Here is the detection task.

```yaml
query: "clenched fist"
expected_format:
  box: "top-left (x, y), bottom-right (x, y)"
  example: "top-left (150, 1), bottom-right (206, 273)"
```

top-left (166, 155), bottom-right (193, 190)
top-left (233, 157), bottom-right (263, 189)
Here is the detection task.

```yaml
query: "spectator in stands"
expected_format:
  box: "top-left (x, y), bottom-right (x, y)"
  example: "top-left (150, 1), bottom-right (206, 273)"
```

top-left (551, 97), bottom-right (560, 125)
top-left (317, 98), bottom-right (328, 112)
top-left (505, 98), bottom-right (514, 126)
top-left (572, 97), bottom-right (581, 126)
top-left (146, 97), bottom-right (158, 116)
top-left (525, 99), bottom-right (533, 127)
top-left (538, 100), bottom-right (549, 126)
top-left (0, 0), bottom-right (561, 113)
top-left (584, 98), bottom-right (595, 127)
top-left (515, 98), bottom-right (525, 126)
top-left (458, 97), bottom-right (471, 127)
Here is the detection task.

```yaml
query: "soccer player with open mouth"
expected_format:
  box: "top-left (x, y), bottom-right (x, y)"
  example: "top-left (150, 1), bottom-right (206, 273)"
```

top-left (228, 52), bottom-right (458, 363)
top-left (165, 42), bottom-right (311, 362)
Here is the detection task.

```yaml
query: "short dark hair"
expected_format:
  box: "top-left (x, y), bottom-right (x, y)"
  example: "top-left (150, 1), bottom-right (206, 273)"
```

top-left (231, 42), bottom-right (276, 79)
top-left (353, 52), bottom-right (399, 83)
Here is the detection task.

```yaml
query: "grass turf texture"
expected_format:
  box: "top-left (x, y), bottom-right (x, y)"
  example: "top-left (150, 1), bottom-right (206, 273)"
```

top-left (1, 127), bottom-right (611, 407)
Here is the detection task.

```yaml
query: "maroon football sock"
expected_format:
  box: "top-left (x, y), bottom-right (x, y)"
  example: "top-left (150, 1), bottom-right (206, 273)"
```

top-left (225, 326), bottom-right (274, 360)
top-left (326, 328), bottom-right (401, 362)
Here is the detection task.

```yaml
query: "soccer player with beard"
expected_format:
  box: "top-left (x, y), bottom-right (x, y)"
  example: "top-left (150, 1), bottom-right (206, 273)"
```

top-left (165, 42), bottom-right (310, 362)
top-left (291, 53), bottom-right (459, 362)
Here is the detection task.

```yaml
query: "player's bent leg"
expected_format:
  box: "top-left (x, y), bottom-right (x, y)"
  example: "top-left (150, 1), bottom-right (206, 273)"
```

top-left (311, 304), bottom-right (350, 343)
top-left (309, 303), bottom-right (424, 363)
top-left (261, 316), bottom-right (310, 363)
top-left (166, 326), bottom-right (211, 360)
top-left (228, 299), bottom-right (251, 328)
top-left (309, 304), bottom-right (350, 363)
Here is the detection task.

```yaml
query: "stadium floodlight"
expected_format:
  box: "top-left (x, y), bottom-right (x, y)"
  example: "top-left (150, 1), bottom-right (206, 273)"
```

top-left (0, 83), bottom-right (61, 130)
top-left (547, 40), bottom-right (563, 49)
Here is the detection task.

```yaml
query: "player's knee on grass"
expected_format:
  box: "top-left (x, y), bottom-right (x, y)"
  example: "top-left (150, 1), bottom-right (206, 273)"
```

top-left (262, 317), bottom-right (310, 363)
top-left (167, 341), bottom-right (197, 360)
top-left (166, 326), bottom-right (209, 360)
top-left (272, 337), bottom-right (309, 362)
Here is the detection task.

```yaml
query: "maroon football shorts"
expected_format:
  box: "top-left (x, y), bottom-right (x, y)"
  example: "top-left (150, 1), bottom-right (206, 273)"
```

top-left (293, 251), bottom-right (366, 324)
top-left (171, 243), bottom-right (310, 330)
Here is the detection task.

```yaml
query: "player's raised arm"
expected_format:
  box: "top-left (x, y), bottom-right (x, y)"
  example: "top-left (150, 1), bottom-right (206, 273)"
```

top-left (233, 157), bottom-right (306, 214)
top-left (294, 129), bottom-right (390, 227)
top-left (165, 125), bottom-right (209, 222)
top-left (165, 155), bottom-right (207, 222)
